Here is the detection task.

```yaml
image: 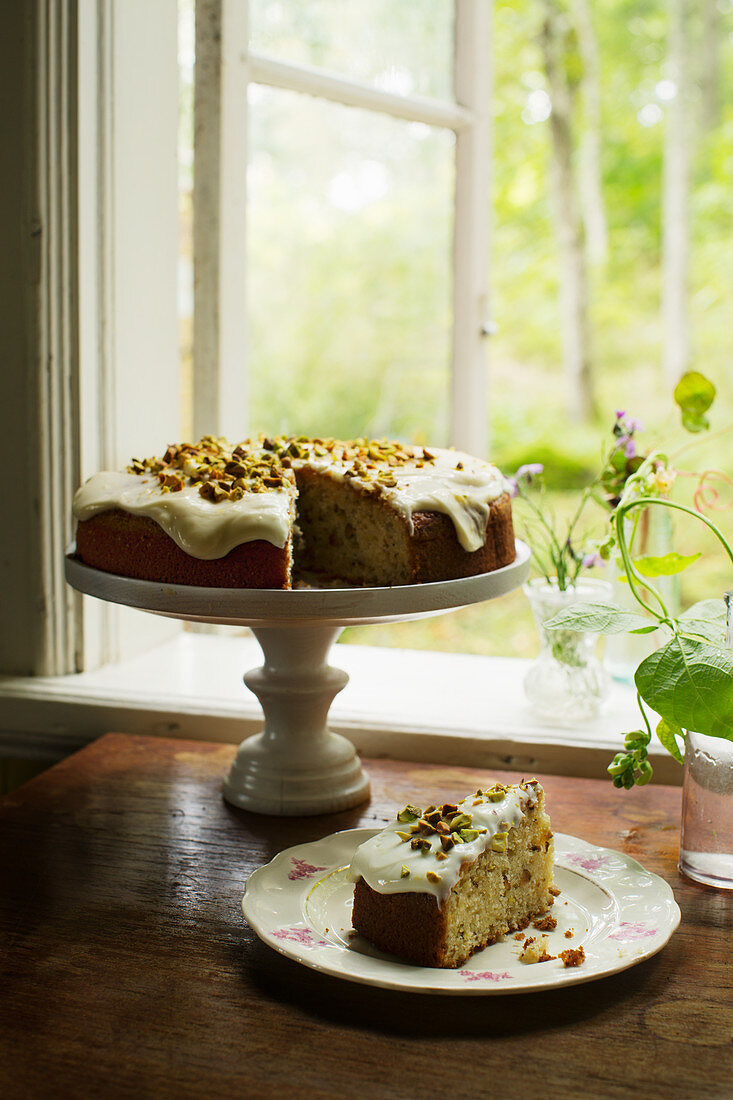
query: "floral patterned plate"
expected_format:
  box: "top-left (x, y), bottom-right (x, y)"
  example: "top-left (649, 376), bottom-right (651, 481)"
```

top-left (241, 829), bottom-right (680, 995)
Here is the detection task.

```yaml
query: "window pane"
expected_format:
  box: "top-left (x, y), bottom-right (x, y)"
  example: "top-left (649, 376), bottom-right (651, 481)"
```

top-left (249, 0), bottom-right (454, 100)
top-left (246, 87), bottom-right (454, 444)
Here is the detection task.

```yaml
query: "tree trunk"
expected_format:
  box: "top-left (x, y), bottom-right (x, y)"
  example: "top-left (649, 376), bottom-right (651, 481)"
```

top-left (661, 0), bottom-right (693, 385)
top-left (572, 0), bottom-right (608, 266)
top-left (541, 2), bottom-right (595, 421)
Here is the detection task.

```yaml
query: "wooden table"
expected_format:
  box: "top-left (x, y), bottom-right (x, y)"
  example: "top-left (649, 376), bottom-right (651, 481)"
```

top-left (1, 734), bottom-right (731, 1098)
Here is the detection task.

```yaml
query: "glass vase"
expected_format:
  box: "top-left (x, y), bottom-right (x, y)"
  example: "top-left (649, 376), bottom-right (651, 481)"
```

top-left (523, 577), bottom-right (613, 723)
top-left (606, 506), bottom-right (677, 683)
top-left (679, 590), bottom-right (733, 890)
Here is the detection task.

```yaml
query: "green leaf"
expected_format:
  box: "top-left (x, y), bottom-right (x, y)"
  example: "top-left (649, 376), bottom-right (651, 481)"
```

top-left (656, 718), bottom-right (684, 764)
top-left (544, 602), bottom-right (653, 635)
top-left (632, 552), bottom-right (700, 577)
top-left (677, 598), bottom-right (727, 646)
top-left (635, 636), bottom-right (733, 740)
top-left (629, 624), bottom-right (659, 635)
top-left (674, 371), bottom-right (716, 433)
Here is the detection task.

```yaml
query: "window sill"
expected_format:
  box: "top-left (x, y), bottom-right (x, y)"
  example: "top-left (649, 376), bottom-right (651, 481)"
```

top-left (0, 633), bottom-right (681, 783)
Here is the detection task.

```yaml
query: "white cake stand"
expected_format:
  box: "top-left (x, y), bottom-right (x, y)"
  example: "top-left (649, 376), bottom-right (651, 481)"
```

top-left (65, 541), bottom-right (530, 816)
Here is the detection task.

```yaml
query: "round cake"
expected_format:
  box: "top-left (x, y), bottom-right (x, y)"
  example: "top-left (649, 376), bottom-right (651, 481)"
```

top-left (72, 435), bottom-right (516, 588)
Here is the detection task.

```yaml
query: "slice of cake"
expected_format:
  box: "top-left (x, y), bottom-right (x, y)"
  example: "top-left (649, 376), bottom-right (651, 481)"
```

top-left (349, 780), bottom-right (554, 968)
top-left (72, 434), bottom-right (515, 589)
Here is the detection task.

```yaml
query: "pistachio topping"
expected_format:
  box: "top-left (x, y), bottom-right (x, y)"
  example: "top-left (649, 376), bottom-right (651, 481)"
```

top-left (126, 435), bottom-right (295, 504)
top-left (426, 870), bottom-right (442, 884)
top-left (397, 805), bottom-right (421, 824)
top-left (491, 832), bottom-right (509, 853)
top-left (400, 865), bottom-right (411, 878)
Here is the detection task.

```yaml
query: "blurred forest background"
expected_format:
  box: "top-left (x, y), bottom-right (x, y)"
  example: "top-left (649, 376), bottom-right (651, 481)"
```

top-left (178, 1), bottom-right (733, 659)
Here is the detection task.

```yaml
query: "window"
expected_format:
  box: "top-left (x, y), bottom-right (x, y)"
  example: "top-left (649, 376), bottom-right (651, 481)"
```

top-left (6, 0), bottom-right (701, 785)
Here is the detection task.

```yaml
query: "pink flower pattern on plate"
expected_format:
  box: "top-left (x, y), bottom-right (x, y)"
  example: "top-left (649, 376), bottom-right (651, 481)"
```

top-left (272, 925), bottom-right (331, 948)
top-left (460, 970), bottom-right (513, 982)
top-left (564, 853), bottom-right (614, 874)
top-left (288, 857), bottom-right (327, 881)
top-left (608, 921), bottom-right (657, 941)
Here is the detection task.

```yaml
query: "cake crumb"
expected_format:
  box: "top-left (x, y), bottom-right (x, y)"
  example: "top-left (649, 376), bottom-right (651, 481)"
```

top-left (533, 914), bottom-right (557, 932)
top-left (520, 935), bottom-right (555, 964)
top-left (549, 885), bottom-right (561, 897)
top-left (559, 946), bottom-right (586, 968)
top-left (564, 928), bottom-right (574, 939)
top-left (514, 932), bottom-right (525, 941)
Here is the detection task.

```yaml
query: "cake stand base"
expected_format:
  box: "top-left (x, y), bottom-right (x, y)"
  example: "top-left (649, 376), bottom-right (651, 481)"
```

top-left (222, 624), bottom-right (370, 815)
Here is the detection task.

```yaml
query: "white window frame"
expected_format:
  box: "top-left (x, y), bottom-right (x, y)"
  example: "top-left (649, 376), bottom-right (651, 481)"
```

top-left (193, 0), bottom-right (492, 453)
top-left (1, 0), bottom-right (182, 685)
top-left (0, 0), bottom-right (654, 786)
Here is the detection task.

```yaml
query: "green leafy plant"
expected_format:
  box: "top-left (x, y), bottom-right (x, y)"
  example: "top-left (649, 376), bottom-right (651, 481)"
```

top-left (545, 373), bottom-right (733, 787)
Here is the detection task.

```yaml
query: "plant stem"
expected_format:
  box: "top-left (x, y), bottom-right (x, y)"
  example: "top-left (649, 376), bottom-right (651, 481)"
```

top-left (615, 494), bottom-right (733, 624)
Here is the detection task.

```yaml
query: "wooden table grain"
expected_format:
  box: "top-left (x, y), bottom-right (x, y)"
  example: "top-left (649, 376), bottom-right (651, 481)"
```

top-left (1, 733), bottom-right (731, 1099)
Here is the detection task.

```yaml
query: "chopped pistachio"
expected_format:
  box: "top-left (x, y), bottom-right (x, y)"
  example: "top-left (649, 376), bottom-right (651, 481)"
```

top-left (426, 871), bottom-right (441, 884)
top-left (400, 865), bottom-right (410, 878)
top-left (491, 832), bottom-right (508, 853)
top-left (395, 831), bottom-right (412, 842)
top-left (410, 838), bottom-right (431, 852)
top-left (459, 828), bottom-right (482, 843)
top-left (397, 805), bottom-right (420, 823)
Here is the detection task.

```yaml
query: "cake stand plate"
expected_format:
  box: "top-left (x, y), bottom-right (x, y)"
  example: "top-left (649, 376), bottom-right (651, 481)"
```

top-left (65, 541), bottom-right (530, 816)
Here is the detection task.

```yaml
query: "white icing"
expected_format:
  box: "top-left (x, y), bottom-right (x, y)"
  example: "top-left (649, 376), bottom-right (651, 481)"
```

top-left (73, 471), bottom-right (293, 558)
top-left (348, 784), bottom-right (539, 906)
top-left (72, 441), bottom-right (508, 562)
top-left (307, 447), bottom-right (508, 553)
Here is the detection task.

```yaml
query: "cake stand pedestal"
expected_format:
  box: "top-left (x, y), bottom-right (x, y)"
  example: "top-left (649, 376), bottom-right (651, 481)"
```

top-left (65, 542), bottom-right (530, 815)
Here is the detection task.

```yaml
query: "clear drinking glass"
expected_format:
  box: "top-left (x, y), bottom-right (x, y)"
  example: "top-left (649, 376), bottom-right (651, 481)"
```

top-left (678, 590), bottom-right (733, 889)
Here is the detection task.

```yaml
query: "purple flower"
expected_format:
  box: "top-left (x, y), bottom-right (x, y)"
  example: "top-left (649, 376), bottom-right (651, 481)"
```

top-left (581, 552), bottom-right (604, 569)
top-left (515, 463), bottom-right (544, 481)
top-left (615, 409), bottom-right (626, 420)
top-left (623, 437), bottom-right (637, 459)
top-left (506, 478), bottom-right (519, 498)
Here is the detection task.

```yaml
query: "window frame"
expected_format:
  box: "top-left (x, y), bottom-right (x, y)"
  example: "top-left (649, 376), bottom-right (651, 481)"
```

top-left (1, 0), bottom-right (182, 684)
top-left (193, 0), bottom-right (492, 453)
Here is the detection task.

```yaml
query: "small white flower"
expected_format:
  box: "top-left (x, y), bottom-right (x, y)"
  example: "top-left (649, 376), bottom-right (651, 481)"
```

top-left (653, 466), bottom-right (676, 495)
